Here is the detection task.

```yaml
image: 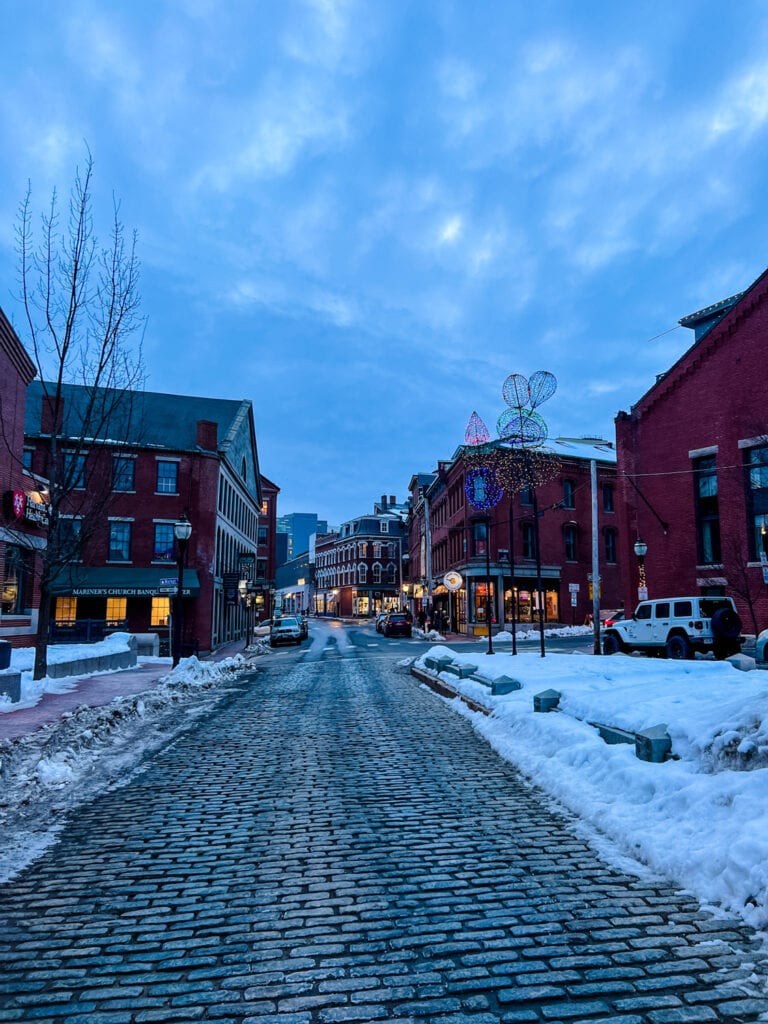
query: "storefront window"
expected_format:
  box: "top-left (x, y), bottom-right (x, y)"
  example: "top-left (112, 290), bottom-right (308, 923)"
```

top-left (106, 597), bottom-right (127, 626)
top-left (353, 594), bottom-right (370, 616)
top-left (151, 596), bottom-right (170, 626)
top-left (470, 579), bottom-right (496, 622)
top-left (506, 583), bottom-right (560, 623)
top-left (2, 545), bottom-right (31, 615)
top-left (55, 597), bottom-right (77, 624)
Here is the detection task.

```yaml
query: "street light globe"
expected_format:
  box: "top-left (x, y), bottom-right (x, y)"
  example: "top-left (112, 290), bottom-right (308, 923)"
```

top-left (634, 538), bottom-right (648, 558)
top-left (174, 515), bottom-right (192, 542)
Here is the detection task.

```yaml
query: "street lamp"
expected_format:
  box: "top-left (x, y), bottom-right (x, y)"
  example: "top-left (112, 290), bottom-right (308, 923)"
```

top-left (172, 514), bottom-right (192, 667)
top-left (634, 536), bottom-right (648, 601)
top-left (484, 515), bottom-right (495, 655)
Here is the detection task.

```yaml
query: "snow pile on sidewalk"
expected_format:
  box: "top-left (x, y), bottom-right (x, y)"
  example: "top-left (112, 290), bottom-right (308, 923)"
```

top-left (2, 634), bottom-right (141, 712)
top-left (415, 645), bottom-right (768, 929)
top-left (0, 652), bottom-right (251, 882)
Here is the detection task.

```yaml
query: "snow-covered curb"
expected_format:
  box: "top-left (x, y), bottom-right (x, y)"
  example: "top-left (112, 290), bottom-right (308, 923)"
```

top-left (0, 654), bottom-right (252, 882)
top-left (414, 644), bottom-right (768, 930)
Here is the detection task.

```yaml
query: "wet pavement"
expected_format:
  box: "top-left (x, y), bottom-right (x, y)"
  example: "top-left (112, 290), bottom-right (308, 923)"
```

top-left (1, 647), bottom-right (767, 1023)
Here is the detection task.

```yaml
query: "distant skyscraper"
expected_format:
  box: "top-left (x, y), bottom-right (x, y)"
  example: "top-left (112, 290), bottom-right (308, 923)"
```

top-left (276, 513), bottom-right (328, 565)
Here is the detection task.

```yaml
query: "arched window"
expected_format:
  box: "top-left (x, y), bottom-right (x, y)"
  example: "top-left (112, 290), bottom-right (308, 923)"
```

top-left (602, 483), bottom-right (614, 513)
top-left (358, 563), bottom-right (367, 584)
top-left (522, 523), bottom-right (535, 560)
top-left (604, 528), bottom-right (617, 563)
top-left (564, 524), bottom-right (578, 561)
top-left (563, 480), bottom-right (575, 509)
top-left (387, 562), bottom-right (397, 583)
top-left (372, 563), bottom-right (382, 583)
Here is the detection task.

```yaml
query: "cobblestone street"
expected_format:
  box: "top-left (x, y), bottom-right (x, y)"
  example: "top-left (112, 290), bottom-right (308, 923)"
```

top-left (1, 652), bottom-right (768, 1023)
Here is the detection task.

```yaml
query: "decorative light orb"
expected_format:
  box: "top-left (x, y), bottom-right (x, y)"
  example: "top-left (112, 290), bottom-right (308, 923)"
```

top-left (527, 370), bottom-right (557, 408)
top-left (497, 408), bottom-right (548, 446)
top-left (502, 373), bottom-right (530, 410)
top-left (465, 466), bottom-right (503, 511)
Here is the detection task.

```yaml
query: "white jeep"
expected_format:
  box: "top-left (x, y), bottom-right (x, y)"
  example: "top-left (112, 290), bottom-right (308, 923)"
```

top-left (602, 596), bottom-right (743, 660)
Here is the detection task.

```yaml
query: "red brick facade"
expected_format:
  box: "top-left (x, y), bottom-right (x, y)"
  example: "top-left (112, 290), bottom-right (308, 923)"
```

top-left (0, 308), bottom-right (44, 646)
top-left (615, 269), bottom-right (768, 634)
top-left (408, 441), bottom-right (621, 634)
top-left (24, 384), bottom-right (263, 654)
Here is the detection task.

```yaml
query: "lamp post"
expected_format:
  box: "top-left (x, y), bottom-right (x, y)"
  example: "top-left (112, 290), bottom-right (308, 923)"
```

top-left (172, 514), bottom-right (192, 667)
top-left (484, 514), bottom-right (494, 656)
top-left (508, 496), bottom-right (518, 656)
top-left (634, 537), bottom-right (648, 601)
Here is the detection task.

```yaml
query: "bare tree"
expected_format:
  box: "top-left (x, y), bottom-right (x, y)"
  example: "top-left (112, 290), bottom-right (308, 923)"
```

top-left (10, 152), bottom-right (145, 679)
top-left (717, 525), bottom-right (765, 637)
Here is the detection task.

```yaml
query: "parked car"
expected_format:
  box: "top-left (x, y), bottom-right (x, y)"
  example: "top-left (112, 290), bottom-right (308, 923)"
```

top-left (254, 618), bottom-right (272, 638)
top-left (382, 611), bottom-right (412, 638)
top-left (601, 609), bottom-right (625, 628)
top-left (375, 612), bottom-right (388, 634)
top-left (602, 596), bottom-right (743, 660)
top-left (270, 616), bottom-right (303, 646)
top-left (295, 613), bottom-right (309, 639)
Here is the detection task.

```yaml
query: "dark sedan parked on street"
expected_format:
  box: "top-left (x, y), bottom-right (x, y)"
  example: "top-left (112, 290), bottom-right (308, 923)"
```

top-left (382, 612), bottom-right (412, 638)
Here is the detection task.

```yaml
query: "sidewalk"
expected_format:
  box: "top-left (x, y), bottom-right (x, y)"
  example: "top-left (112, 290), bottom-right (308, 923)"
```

top-left (0, 640), bottom-right (247, 744)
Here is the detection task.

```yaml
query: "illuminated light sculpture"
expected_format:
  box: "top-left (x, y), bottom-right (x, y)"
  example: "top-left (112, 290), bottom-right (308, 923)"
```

top-left (464, 410), bottom-right (491, 446)
top-left (462, 420), bottom-right (503, 656)
top-left (464, 465), bottom-right (503, 512)
top-left (461, 369), bottom-right (561, 658)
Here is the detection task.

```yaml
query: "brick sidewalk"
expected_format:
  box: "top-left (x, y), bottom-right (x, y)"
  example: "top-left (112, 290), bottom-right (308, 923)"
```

top-left (0, 641), bottom-right (246, 743)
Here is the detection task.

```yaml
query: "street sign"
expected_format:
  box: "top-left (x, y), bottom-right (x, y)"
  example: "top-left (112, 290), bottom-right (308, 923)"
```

top-left (444, 571), bottom-right (463, 591)
top-left (159, 577), bottom-right (178, 586)
top-left (158, 586), bottom-right (177, 594)
top-left (568, 582), bottom-right (579, 593)
top-left (570, 592), bottom-right (578, 607)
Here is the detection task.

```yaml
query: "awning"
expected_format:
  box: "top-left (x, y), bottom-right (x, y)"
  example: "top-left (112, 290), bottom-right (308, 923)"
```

top-left (51, 566), bottom-right (201, 598)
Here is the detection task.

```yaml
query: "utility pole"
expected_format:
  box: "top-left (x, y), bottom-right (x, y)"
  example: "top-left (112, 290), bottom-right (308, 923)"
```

top-left (424, 492), bottom-right (433, 617)
top-left (591, 458), bottom-right (601, 655)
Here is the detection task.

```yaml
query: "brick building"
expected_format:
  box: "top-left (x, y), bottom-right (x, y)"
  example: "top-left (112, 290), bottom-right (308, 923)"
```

top-left (615, 270), bottom-right (768, 634)
top-left (0, 308), bottom-right (45, 646)
top-left (408, 439), bottom-right (621, 635)
top-left (24, 382), bottom-right (263, 654)
top-left (255, 474), bottom-right (279, 622)
top-left (314, 496), bottom-right (409, 617)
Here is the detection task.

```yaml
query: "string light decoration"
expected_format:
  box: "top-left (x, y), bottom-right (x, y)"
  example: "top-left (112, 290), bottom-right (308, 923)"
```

top-left (462, 368), bottom-right (562, 493)
top-left (464, 464), bottom-right (503, 512)
top-left (459, 369), bottom-right (562, 659)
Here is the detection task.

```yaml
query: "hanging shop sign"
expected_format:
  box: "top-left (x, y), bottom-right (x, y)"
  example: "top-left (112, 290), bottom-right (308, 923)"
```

top-left (3, 489), bottom-right (49, 526)
top-left (223, 572), bottom-right (240, 605)
top-left (443, 570), bottom-right (463, 592)
top-left (238, 552), bottom-right (255, 580)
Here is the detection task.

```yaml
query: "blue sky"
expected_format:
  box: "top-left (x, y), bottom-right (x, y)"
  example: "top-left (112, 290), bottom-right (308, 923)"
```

top-left (2, 1), bottom-right (768, 527)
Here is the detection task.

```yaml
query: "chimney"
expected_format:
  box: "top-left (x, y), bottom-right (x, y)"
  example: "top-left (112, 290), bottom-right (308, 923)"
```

top-left (380, 494), bottom-right (387, 510)
top-left (197, 420), bottom-right (218, 451)
top-left (389, 495), bottom-right (396, 505)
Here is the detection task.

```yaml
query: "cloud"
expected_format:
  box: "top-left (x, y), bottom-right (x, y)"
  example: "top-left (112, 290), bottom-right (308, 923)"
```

top-left (190, 76), bottom-right (351, 190)
top-left (708, 62), bottom-right (768, 139)
top-left (281, 0), bottom-right (376, 74)
top-left (437, 215), bottom-right (463, 244)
